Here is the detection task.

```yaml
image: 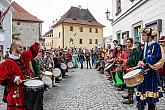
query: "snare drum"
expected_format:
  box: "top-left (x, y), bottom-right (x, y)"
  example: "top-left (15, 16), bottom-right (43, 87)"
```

top-left (43, 71), bottom-right (53, 78)
top-left (42, 76), bottom-right (52, 88)
top-left (67, 62), bottom-right (73, 68)
top-left (61, 63), bottom-right (67, 70)
top-left (53, 68), bottom-right (61, 77)
top-left (123, 69), bottom-right (144, 87)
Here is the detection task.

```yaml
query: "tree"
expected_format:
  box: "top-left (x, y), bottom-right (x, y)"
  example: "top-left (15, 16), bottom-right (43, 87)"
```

top-left (12, 33), bottom-right (21, 40)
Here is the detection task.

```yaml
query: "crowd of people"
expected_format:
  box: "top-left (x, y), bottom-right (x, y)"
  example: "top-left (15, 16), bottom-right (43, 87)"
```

top-left (101, 28), bottom-right (165, 110)
top-left (0, 27), bottom-right (164, 110)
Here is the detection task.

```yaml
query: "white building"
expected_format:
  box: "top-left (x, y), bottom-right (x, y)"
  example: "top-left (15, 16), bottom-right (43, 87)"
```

top-left (111, 0), bottom-right (165, 44)
top-left (0, 0), bottom-right (14, 54)
top-left (12, 1), bottom-right (43, 49)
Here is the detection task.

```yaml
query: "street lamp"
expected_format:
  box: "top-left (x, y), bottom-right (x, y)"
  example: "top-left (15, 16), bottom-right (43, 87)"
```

top-left (105, 9), bottom-right (113, 22)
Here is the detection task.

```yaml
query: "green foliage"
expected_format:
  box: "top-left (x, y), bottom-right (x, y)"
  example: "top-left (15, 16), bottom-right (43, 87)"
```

top-left (12, 33), bottom-right (21, 40)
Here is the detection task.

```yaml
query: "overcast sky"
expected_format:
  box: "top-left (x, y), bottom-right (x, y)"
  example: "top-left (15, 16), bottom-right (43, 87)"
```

top-left (12, 0), bottom-right (112, 37)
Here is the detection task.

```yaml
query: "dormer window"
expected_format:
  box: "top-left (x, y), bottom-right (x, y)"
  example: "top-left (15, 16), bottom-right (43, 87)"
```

top-left (88, 20), bottom-right (92, 22)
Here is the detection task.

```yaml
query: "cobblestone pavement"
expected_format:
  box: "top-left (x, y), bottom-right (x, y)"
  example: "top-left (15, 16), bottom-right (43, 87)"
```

top-left (0, 67), bottom-right (165, 110)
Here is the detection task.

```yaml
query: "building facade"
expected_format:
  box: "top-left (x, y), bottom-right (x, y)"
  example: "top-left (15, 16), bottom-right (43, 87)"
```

top-left (51, 6), bottom-right (104, 49)
top-left (44, 29), bottom-right (53, 49)
top-left (111, 0), bottom-right (165, 44)
top-left (0, 0), bottom-right (13, 54)
top-left (12, 1), bottom-right (43, 49)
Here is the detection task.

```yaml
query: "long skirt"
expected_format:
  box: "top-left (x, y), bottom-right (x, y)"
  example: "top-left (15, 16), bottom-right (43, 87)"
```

top-left (136, 69), bottom-right (163, 108)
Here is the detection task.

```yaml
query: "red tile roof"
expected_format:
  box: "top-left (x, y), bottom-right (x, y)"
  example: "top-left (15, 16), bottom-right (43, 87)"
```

top-left (11, 1), bottom-right (42, 22)
top-left (53, 6), bottom-right (104, 27)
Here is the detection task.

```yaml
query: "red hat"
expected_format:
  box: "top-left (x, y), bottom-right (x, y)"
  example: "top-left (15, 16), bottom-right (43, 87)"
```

top-left (159, 36), bottom-right (165, 42)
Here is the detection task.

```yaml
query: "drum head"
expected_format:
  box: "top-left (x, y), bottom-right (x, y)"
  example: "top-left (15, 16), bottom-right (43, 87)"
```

top-left (61, 63), bottom-right (67, 70)
top-left (42, 76), bottom-right (52, 86)
top-left (53, 68), bottom-right (61, 77)
top-left (105, 63), bottom-right (109, 68)
top-left (123, 69), bottom-right (141, 79)
top-left (24, 80), bottom-right (44, 87)
top-left (67, 62), bottom-right (73, 68)
top-left (43, 71), bottom-right (53, 76)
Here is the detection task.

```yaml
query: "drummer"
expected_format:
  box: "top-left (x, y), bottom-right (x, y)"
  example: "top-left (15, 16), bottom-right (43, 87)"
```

top-left (122, 38), bottom-right (140, 104)
top-left (0, 39), bottom-right (41, 110)
top-left (136, 28), bottom-right (163, 110)
top-left (44, 51), bottom-right (57, 87)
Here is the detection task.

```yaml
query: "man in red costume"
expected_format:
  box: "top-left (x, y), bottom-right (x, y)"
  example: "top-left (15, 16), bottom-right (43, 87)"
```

top-left (0, 39), bottom-right (40, 110)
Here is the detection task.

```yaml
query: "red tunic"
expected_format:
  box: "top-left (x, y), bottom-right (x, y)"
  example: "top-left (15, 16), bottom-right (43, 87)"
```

top-left (0, 42), bottom-right (39, 110)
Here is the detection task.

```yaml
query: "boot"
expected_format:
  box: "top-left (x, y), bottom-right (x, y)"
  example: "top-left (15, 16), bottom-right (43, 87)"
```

top-left (122, 93), bottom-right (129, 99)
top-left (148, 103), bottom-right (156, 110)
top-left (137, 104), bottom-right (144, 110)
top-left (122, 93), bottom-right (134, 104)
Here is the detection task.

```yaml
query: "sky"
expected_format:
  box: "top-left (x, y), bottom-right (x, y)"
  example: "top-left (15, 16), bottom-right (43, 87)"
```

top-left (12, 0), bottom-right (112, 37)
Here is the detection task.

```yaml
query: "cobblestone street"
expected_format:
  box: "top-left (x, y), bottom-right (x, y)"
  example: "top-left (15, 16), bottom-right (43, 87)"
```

top-left (0, 66), bottom-right (165, 110)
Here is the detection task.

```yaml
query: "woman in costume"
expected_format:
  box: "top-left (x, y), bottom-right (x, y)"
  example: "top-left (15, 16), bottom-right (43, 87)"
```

top-left (122, 38), bottom-right (140, 104)
top-left (113, 44), bottom-right (127, 90)
top-left (136, 28), bottom-right (163, 110)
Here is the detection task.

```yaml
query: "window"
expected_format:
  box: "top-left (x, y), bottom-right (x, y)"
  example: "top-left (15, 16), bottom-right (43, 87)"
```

top-left (95, 39), bottom-right (98, 44)
top-left (89, 28), bottom-right (92, 32)
top-left (52, 40), bottom-right (53, 45)
top-left (0, 12), bottom-right (3, 30)
top-left (33, 29), bottom-right (34, 31)
top-left (70, 38), bottom-right (73, 44)
top-left (27, 28), bottom-right (28, 31)
top-left (59, 32), bottom-right (61, 38)
top-left (117, 33), bottom-right (121, 44)
top-left (95, 28), bottom-right (98, 33)
top-left (134, 26), bottom-right (141, 41)
top-left (70, 26), bottom-right (73, 31)
top-left (79, 39), bottom-right (83, 44)
top-left (17, 22), bottom-right (20, 25)
top-left (79, 27), bottom-right (83, 32)
top-left (89, 39), bottom-right (92, 44)
top-left (116, 0), bottom-right (121, 15)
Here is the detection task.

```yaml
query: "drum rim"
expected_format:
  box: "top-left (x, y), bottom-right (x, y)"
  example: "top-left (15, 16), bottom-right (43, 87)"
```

top-left (53, 68), bottom-right (61, 77)
top-left (61, 63), bottom-right (67, 69)
top-left (43, 71), bottom-right (53, 76)
top-left (123, 69), bottom-right (142, 79)
top-left (24, 80), bottom-right (44, 88)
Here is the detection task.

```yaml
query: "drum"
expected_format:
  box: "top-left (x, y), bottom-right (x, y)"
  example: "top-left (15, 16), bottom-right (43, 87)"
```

top-left (43, 71), bottom-right (53, 78)
top-left (67, 62), bottom-right (73, 68)
top-left (53, 68), bottom-right (61, 77)
top-left (123, 69), bottom-right (144, 87)
top-left (24, 79), bottom-right (44, 110)
top-left (61, 63), bottom-right (67, 70)
top-left (104, 63), bottom-right (114, 71)
top-left (104, 63), bottom-right (109, 68)
top-left (42, 76), bottom-right (52, 88)
top-left (24, 79), bottom-right (44, 91)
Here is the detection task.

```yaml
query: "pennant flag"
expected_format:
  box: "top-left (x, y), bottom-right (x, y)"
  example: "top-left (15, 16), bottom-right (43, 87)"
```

top-left (0, 4), bottom-right (12, 22)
